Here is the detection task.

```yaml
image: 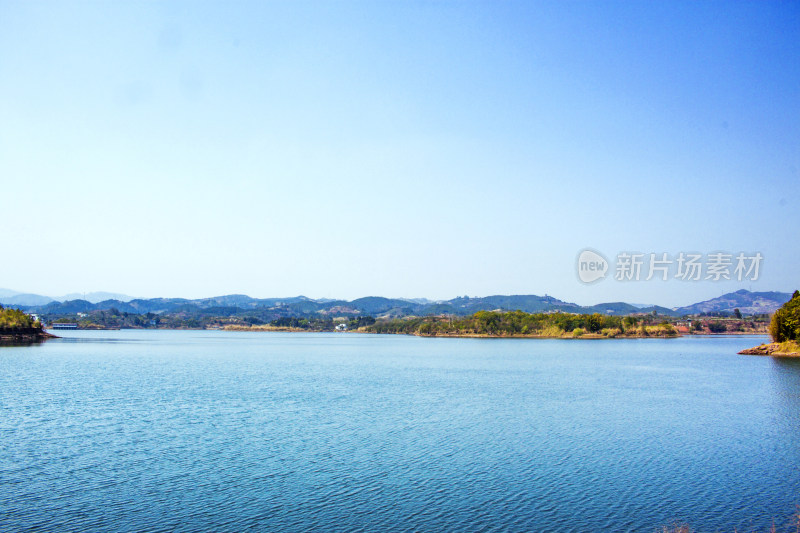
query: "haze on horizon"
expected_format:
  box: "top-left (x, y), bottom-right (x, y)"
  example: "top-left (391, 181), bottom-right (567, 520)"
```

top-left (1, 1), bottom-right (798, 308)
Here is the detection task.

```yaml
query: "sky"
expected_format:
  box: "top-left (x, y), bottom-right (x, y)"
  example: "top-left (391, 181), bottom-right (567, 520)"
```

top-left (1, 1), bottom-right (798, 307)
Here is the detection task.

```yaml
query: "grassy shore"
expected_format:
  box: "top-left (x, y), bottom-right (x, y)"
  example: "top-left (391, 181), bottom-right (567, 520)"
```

top-left (366, 327), bottom-right (680, 339)
top-left (223, 324), bottom-right (310, 332)
top-left (739, 340), bottom-right (800, 357)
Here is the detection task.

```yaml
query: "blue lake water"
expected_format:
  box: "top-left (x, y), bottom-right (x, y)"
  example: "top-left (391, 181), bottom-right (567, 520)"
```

top-left (1, 331), bottom-right (798, 532)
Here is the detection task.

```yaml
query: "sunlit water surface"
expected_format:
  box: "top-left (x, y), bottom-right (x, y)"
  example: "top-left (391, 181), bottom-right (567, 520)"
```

top-left (2, 331), bottom-right (798, 532)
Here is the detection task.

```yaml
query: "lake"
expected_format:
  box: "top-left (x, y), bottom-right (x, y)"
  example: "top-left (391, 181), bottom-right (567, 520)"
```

top-left (1, 331), bottom-right (798, 532)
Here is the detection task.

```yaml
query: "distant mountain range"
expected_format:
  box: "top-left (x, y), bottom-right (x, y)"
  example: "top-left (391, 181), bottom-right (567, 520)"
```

top-left (1, 288), bottom-right (792, 318)
top-left (0, 289), bottom-right (135, 306)
top-left (672, 289), bottom-right (792, 315)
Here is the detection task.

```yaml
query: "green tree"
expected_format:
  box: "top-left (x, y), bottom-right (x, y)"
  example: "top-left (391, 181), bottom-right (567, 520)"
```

top-left (586, 313), bottom-right (603, 333)
top-left (622, 316), bottom-right (638, 331)
top-left (769, 290), bottom-right (800, 342)
top-left (708, 321), bottom-right (727, 333)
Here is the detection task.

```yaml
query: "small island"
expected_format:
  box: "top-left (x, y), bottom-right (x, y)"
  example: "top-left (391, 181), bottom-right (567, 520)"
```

top-left (739, 290), bottom-right (800, 357)
top-left (0, 305), bottom-right (56, 344)
top-left (363, 311), bottom-right (680, 338)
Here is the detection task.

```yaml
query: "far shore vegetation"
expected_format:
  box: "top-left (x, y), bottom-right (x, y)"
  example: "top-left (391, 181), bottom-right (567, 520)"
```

top-left (37, 307), bottom-right (770, 338)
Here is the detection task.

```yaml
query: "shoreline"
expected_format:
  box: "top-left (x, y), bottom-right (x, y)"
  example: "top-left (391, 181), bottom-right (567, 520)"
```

top-left (42, 325), bottom-right (772, 339)
top-left (376, 331), bottom-right (680, 339)
top-left (738, 342), bottom-right (800, 357)
top-left (37, 325), bottom-right (776, 340)
top-left (46, 326), bottom-right (770, 340)
top-left (0, 330), bottom-right (58, 345)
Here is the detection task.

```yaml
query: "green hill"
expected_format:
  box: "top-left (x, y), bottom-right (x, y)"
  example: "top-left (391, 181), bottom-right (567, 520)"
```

top-left (676, 289), bottom-right (792, 315)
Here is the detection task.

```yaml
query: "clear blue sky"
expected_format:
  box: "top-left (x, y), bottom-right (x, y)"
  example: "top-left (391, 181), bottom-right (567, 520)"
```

top-left (1, 1), bottom-right (798, 307)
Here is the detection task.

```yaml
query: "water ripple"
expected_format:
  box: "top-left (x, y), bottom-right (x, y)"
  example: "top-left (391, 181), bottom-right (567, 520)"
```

top-left (1, 332), bottom-right (797, 532)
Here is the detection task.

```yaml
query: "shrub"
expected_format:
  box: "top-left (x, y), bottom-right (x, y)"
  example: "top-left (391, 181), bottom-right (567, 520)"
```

top-left (540, 325), bottom-right (564, 337)
top-left (601, 327), bottom-right (620, 338)
top-left (572, 328), bottom-right (585, 337)
top-left (708, 321), bottom-right (727, 333)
